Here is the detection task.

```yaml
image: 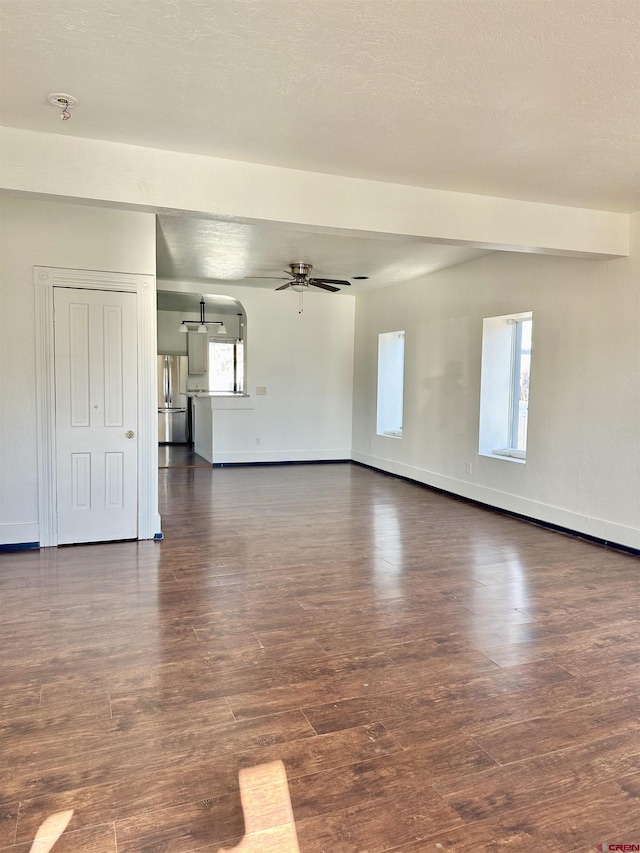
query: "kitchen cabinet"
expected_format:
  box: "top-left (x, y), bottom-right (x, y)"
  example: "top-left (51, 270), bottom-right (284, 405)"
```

top-left (187, 331), bottom-right (208, 375)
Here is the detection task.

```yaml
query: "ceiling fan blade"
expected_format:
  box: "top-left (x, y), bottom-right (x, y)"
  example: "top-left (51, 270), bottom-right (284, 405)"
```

top-left (275, 283), bottom-right (292, 291)
top-left (310, 278), bottom-right (351, 286)
top-left (246, 275), bottom-right (291, 280)
top-left (310, 281), bottom-right (340, 292)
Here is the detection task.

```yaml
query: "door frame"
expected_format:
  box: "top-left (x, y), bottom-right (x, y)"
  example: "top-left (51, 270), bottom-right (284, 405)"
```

top-left (34, 266), bottom-right (161, 547)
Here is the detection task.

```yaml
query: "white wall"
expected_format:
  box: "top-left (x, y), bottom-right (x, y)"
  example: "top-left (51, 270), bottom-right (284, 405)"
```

top-left (158, 280), bottom-right (355, 463)
top-left (352, 213), bottom-right (640, 550)
top-left (0, 196), bottom-right (156, 545)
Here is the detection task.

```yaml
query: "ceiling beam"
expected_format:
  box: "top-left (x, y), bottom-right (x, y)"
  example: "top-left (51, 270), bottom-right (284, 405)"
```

top-left (0, 126), bottom-right (629, 259)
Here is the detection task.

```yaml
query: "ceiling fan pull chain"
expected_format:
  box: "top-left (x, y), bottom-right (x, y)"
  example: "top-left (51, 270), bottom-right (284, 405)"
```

top-left (299, 291), bottom-right (304, 313)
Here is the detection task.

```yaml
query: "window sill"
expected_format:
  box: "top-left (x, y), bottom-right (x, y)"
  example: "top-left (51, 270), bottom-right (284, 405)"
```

top-left (379, 430), bottom-right (403, 439)
top-left (480, 449), bottom-right (526, 464)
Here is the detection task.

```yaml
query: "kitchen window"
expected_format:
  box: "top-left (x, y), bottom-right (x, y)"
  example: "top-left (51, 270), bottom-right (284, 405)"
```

top-left (208, 340), bottom-right (244, 394)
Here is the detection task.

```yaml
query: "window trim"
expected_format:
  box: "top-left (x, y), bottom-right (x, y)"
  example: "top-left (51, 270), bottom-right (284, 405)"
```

top-left (478, 311), bottom-right (533, 464)
top-left (376, 330), bottom-right (405, 439)
top-left (208, 338), bottom-right (245, 395)
top-left (508, 317), bottom-right (532, 452)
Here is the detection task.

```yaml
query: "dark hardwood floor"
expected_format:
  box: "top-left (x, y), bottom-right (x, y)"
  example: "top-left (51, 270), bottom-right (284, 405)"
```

top-left (1, 462), bottom-right (639, 852)
top-left (158, 444), bottom-right (210, 469)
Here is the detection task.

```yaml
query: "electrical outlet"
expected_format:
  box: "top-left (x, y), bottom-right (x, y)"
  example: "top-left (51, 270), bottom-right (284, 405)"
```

top-left (465, 462), bottom-right (473, 475)
top-left (256, 437), bottom-right (261, 446)
top-left (255, 386), bottom-right (267, 395)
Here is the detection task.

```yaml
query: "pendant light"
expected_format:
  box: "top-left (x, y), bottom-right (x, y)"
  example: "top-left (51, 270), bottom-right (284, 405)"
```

top-left (179, 298), bottom-right (226, 334)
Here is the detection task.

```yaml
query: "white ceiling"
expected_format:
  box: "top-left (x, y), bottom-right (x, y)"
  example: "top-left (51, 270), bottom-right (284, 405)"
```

top-left (157, 290), bottom-right (243, 315)
top-left (156, 215), bottom-right (490, 291)
top-left (1, 0), bottom-right (639, 287)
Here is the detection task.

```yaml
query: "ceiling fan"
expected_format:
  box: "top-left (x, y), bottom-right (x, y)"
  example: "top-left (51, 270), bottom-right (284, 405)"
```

top-left (250, 263), bottom-right (352, 293)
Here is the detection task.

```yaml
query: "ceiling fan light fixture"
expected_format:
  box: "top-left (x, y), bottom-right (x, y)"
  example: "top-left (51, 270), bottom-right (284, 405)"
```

top-left (290, 263), bottom-right (312, 277)
top-left (266, 263), bottom-right (351, 296)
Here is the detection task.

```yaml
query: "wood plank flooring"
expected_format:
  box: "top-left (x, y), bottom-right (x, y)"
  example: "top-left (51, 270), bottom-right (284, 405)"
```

top-left (158, 445), bottom-right (210, 469)
top-left (1, 462), bottom-right (639, 852)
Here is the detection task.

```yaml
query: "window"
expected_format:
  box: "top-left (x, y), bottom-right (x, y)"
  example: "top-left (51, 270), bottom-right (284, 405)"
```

top-left (208, 340), bottom-right (244, 393)
top-left (478, 312), bottom-right (533, 461)
top-left (510, 317), bottom-right (532, 452)
top-left (377, 331), bottom-right (405, 437)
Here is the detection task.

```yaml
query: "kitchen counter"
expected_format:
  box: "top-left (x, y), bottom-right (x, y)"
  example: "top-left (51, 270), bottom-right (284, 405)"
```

top-left (187, 391), bottom-right (245, 396)
top-left (190, 394), bottom-right (255, 462)
top-left (188, 392), bottom-right (254, 409)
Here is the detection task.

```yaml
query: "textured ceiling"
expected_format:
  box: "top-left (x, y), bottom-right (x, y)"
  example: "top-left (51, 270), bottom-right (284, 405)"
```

top-left (1, 0), bottom-right (639, 213)
top-left (1, 0), bottom-right (638, 289)
top-left (156, 215), bottom-right (490, 291)
top-left (156, 290), bottom-right (243, 314)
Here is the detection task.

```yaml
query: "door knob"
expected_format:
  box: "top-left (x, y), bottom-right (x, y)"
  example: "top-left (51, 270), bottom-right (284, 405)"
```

top-left (125, 430), bottom-right (135, 439)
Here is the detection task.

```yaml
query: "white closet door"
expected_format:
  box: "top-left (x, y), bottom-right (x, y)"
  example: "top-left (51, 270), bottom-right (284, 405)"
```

top-left (54, 287), bottom-right (138, 544)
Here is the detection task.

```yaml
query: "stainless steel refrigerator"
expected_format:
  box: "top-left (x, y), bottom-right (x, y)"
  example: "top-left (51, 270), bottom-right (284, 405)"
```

top-left (157, 355), bottom-right (189, 443)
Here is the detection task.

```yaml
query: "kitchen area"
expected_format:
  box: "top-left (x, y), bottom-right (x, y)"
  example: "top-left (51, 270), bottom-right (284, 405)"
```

top-left (157, 292), bottom-right (254, 467)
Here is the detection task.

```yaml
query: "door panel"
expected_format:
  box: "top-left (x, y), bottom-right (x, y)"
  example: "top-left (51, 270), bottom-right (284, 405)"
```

top-left (69, 302), bottom-right (90, 427)
top-left (54, 287), bottom-right (138, 544)
top-left (103, 304), bottom-right (125, 427)
top-left (71, 453), bottom-right (91, 510)
top-left (105, 452), bottom-right (125, 508)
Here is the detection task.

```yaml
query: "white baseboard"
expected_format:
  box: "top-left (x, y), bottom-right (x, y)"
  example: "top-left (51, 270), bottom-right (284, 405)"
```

top-left (214, 449), bottom-right (351, 464)
top-left (151, 512), bottom-right (163, 540)
top-left (351, 451), bottom-right (640, 551)
top-left (1, 516), bottom-right (164, 546)
top-left (0, 523), bottom-right (40, 547)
